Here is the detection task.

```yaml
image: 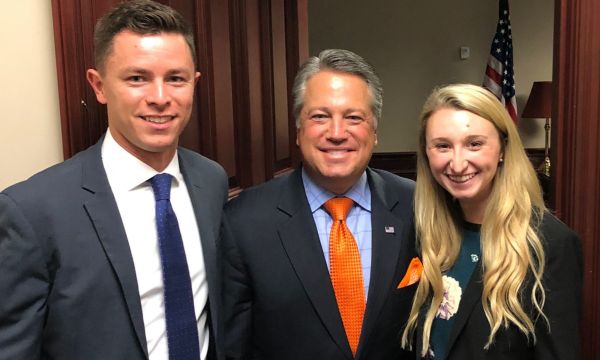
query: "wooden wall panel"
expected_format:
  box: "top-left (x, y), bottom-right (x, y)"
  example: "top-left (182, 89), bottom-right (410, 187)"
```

top-left (270, 0), bottom-right (291, 168)
top-left (176, 0), bottom-right (205, 156)
top-left (229, 0), bottom-right (263, 190)
top-left (228, 0), bottom-right (306, 191)
top-left (245, 0), bottom-right (267, 185)
top-left (284, 0), bottom-right (308, 169)
top-left (197, 0), bottom-right (238, 183)
top-left (553, 0), bottom-right (600, 357)
top-left (369, 152), bottom-right (417, 180)
top-left (52, 0), bottom-right (116, 158)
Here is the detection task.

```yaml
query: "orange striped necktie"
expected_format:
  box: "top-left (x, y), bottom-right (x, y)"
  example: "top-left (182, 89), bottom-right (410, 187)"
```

top-left (324, 197), bottom-right (365, 356)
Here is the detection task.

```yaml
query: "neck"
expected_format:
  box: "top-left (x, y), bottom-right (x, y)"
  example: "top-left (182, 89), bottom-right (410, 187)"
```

top-left (109, 129), bottom-right (177, 172)
top-left (123, 145), bottom-right (177, 172)
top-left (317, 177), bottom-right (354, 195)
top-left (139, 150), bottom-right (176, 172)
top-left (459, 200), bottom-right (486, 225)
top-left (303, 167), bottom-right (363, 195)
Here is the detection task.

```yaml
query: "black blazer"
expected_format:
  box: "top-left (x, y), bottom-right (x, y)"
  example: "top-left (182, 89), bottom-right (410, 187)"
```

top-left (415, 213), bottom-right (582, 360)
top-left (223, 167), bottom-right (417, 360)
top-left (0, 138), bottom-right (228, 359)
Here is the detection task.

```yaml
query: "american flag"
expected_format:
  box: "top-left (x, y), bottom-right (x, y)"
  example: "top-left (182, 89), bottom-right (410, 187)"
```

top-left (483, 0), bottom-right (517, 122)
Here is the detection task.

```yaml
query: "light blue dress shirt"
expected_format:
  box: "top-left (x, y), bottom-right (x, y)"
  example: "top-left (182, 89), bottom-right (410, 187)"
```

top-left (301, 169), bottom-right (373, 298)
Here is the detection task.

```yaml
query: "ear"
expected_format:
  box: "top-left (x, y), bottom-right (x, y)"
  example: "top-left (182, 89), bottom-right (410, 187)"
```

top-left (194, 71), bottom-right (201, 85)
top-left (86, 69), bottom-right (108, 104)
top-left (295, 118), bottom-right (302, 147)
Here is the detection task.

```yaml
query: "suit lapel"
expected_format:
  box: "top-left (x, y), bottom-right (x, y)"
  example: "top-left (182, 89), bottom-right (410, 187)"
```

top-left (356, 169), bottom-right (412, 358)
top-left (413, 258), bottom-right (483, 359)
top-left (80, 140), bottom-right (148, 357)
top-left (445, 261), bottom-right (483, 358)
top-left (179, 151), bottom-right (223, 338)
top-left (276, 169), bottom-right (354, 360)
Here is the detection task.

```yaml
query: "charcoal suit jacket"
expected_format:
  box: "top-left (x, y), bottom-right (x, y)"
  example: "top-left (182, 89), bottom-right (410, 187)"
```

top-left (414, 213), bottom-right (582, 360)
top-left (0, 137), bottom-right (228, 359)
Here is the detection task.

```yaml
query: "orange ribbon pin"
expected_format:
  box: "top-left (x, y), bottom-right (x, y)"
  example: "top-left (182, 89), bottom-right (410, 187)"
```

top-left (397, 257), bottom-right (423, 288)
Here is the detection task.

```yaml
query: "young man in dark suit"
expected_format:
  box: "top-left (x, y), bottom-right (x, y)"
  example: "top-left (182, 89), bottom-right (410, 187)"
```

top-left (0, 1), bottom-right (227, 359)
top-left (223, 49), bottom-right (417, 359)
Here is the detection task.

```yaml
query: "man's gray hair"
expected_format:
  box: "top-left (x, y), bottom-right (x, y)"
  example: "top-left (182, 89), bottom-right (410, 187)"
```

top-left (292, 49), bottom-right (383, 128)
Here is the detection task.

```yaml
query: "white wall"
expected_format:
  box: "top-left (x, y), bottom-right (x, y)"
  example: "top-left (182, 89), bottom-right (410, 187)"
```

top-left (0, 1), bottom-right (63, 190)
top-left (309, 0), bottom-right (554, 152)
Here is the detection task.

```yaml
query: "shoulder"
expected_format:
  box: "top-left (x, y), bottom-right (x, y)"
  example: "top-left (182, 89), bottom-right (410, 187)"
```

top-left (368, 168), bottom-right (415, 209)
top-left (2, 146), bottom-right (95, 201)
top-left (179, 147), bottom-right (227, 178)
top-left (226, 173), bottom-right (292, 214)
top-left (539, 211), bottom-right (583, 269)
top-left (225, 171), bottom-right (304, 225)
top-left (178, 147), bottom-right (228, 192)
top-left (0, 147), bottom-right (100, 231)
top-left (369, 168), bottom-right (415, 192)
top-left (539, 212), bottom-right (580, 248)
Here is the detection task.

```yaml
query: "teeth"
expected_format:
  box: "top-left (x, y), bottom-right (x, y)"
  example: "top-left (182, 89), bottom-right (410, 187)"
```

top-left (447, 174), bottom-right (475, 183)
top-left (144, 116), bottom-right (172, 124)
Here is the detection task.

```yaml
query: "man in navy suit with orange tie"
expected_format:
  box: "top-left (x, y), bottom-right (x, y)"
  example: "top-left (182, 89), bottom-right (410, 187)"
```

top-left (223, 49), bottom-right (418, 359)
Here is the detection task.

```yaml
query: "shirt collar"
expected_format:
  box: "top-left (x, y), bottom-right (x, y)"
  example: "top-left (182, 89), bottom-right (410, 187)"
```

top-left (101, 128), bottom-right (181, 193)
top-left (301, 167), bottom-right (371, 213)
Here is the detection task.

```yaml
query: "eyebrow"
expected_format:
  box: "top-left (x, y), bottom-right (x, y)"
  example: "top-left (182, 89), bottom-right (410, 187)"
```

top-left (464, 134), bottom-right (489, 140)
top-left (343, 108), bottom-right (369, 115)
top-left (120, 67), bottom-right (192, 75)
top-left (305, 107), bottom-right (330, 113)
top-left (305, 107), bottom-right (369, 114)
top-left (165, 68), bottom-right (193, 75)
top-left (428, 134), bottom-right (489, 142)
top-left (121, 67), bottom-right (150, 74)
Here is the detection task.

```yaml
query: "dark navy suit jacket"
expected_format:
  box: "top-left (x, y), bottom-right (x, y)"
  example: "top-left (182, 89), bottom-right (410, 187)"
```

top-left (223, 167), bottom-right (417, 360)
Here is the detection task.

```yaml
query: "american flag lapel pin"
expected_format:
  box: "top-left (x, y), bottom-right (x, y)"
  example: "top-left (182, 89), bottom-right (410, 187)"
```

top-left (385, 226), bottom-right (395, 234)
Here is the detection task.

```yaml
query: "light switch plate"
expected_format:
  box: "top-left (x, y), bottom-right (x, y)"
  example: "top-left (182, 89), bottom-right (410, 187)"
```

top-left (460, 46), bottom-right (470, 60)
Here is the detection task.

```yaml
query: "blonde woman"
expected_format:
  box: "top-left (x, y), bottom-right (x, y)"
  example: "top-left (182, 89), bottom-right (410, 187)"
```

top-left (401, 84), bottom-right (582, 359)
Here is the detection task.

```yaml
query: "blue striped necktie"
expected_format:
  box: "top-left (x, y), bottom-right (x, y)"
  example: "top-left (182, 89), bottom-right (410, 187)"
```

top-left (150, 173), bottom-right (200, 360)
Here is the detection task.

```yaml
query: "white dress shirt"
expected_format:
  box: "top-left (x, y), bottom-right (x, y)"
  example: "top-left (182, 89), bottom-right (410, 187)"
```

top-left (102, 129), bottom-right (209, 359)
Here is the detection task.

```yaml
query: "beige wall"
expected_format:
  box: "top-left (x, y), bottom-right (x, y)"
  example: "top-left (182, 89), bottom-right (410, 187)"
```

top-left (511, 0), bottom-right (554, 148)
top-left (0, 1), bottom-right (63, 190)
top-left (309, 0), bottom-right (554, 152)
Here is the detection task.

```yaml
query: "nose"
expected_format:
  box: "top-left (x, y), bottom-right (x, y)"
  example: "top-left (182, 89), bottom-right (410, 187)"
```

top-left (327, 117), bottom-right (348, 142)
top-left (449, 149), bottom-right (468, 173)
top-left (146, 80), bottom-right (171, 107)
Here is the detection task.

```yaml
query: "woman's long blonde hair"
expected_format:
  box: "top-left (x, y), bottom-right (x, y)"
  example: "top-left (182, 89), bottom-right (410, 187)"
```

top-left (401, 84), bottom-right (547, 356)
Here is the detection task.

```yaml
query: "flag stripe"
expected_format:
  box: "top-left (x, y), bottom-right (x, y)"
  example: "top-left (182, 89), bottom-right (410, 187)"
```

top-left (482, 0), bottom-right (518, 122)
top-left (485, 66), bottom-right (503, 88)
top-left (484, 74), bottom-right (503, 100)
top-left (506, 101), bottom-right (517, 120)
